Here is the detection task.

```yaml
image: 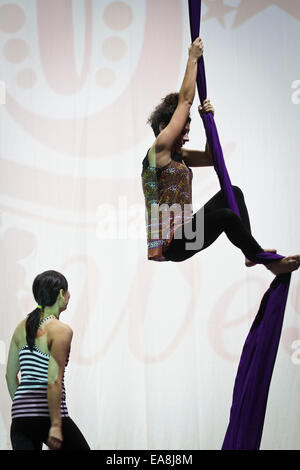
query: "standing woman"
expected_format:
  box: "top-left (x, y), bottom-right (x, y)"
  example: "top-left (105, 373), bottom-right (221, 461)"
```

top-left (142, 37), bottom-right (300, 275)
top-left (6, 270), bottom-right (90, 450)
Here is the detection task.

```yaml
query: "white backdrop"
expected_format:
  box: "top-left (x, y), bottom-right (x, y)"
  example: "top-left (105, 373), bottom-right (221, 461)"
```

top-left (0, 0), bottom-right (300, 450)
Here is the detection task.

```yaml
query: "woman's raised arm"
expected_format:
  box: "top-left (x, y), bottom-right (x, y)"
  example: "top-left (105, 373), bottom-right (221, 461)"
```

top-left (155, 37), bottom-right (204, 167)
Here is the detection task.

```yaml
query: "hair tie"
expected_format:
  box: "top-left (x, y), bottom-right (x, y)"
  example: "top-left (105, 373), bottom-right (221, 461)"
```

top-left (37, 305), bottom-right (42, 309)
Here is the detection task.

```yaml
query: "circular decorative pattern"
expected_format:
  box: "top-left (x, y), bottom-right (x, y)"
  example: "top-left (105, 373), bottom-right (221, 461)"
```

top-left (0, 4), bottom-right (25, 33)
top-left (96, 68), bottom-right (116, 88)
top-left (17, 69), bottom-right (37, 89)
top-left (3, 38), bottom-right (29, 63)
top-left (103, 1), bottom-right (133, 31)
top-left (102, 36), bottom-right (127, 62)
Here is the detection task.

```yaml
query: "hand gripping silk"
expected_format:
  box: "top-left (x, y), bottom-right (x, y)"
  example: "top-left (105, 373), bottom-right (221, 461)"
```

top-left (188, 0), bottom-right (291, 450)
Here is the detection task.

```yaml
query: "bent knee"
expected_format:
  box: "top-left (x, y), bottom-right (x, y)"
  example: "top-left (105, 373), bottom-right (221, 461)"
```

top-left (222, 208), bottom-right (240, 223)
top-left (232, 185), bottom-right (244, 198)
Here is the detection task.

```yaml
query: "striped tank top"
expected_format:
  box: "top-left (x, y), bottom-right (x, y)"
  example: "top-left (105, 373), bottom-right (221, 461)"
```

top-left (142, 151), bottom-right (193, 261)
top-left (11, 344), bottom-right (69, 419)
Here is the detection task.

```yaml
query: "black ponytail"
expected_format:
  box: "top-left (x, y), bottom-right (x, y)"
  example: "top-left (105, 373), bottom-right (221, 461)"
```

top-left (26, 307), bottom-right (43, 351)
top-left (26, 270), bottom-right (68, 351)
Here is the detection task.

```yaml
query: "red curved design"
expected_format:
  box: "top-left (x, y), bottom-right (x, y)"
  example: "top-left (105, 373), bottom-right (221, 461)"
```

top-left (36, 0), bottom-right (93, 94)
top-left (6, 0), bottom-right (182, 157)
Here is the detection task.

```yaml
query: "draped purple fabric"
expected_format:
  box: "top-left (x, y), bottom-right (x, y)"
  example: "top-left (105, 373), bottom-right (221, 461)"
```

top-left (188, 0), bottom-right (291, 450)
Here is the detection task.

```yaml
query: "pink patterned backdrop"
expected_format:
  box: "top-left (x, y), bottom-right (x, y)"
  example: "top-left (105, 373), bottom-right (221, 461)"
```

top-left (0, 0), bottom-right (299, 450)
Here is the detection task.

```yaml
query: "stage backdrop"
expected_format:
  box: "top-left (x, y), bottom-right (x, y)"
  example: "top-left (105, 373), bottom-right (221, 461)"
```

top-left (0, 0), bottom-right (299, 450)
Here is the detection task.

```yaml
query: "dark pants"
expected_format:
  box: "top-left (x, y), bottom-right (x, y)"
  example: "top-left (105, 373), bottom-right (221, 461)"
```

top-left (165, 186), bottom-right (264, 262)
top-left (10, 416), bottom-right (90, 450)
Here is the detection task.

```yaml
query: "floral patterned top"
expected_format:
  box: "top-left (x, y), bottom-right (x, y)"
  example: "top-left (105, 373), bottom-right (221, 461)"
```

top-left (141, 151), bottom-right (193, 261)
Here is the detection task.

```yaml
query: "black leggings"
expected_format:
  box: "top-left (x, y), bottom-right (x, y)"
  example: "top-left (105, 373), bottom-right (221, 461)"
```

top-left (10, 416), bottom-right (90, 450)
top-left (165, 186), bottom-right (264, 262)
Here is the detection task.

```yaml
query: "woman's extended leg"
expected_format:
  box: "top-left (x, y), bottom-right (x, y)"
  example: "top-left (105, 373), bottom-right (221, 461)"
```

top-left (165, 209), bottom-right (258, 262)
top-left (203, 186), bottom-right (277, 266)
top-left (165, 186), bottom-right (300, 273)
top-left (204, 186), bottom-right (252, 233)
top-left (165, 187), bottom-right (265, 262)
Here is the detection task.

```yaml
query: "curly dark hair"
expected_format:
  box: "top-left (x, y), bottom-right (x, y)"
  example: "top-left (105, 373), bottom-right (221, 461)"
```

top-left (147, 92), bottom-right (190, 137)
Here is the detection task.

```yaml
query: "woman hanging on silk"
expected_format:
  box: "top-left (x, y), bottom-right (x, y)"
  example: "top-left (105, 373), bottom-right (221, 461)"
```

top-left (141, 38), bottom-right (300, 274)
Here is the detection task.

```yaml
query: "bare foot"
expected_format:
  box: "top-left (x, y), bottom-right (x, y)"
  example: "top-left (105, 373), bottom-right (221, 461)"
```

top-left (245, 249), bottom-right (277, 267)
top-left (266, 255), bottom-right (300, 275)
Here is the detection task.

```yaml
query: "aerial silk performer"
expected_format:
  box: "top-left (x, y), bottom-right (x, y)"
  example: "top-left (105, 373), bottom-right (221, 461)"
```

top-left (187, 0), bottom-right (297, 450)
top-left (142, 0), bottom-right (300, 451)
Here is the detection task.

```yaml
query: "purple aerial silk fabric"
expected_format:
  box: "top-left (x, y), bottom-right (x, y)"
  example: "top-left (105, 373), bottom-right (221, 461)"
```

top-left (188, 0), bottom-right (291, 450)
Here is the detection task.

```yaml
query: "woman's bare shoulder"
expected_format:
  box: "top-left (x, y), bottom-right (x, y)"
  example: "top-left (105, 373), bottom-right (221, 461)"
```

top-left (14, 319), bottom-right (26, 336)
top-left (10, 319), bottom-right (27, 348)
top-left (47, 319), bottom-right (73, 336)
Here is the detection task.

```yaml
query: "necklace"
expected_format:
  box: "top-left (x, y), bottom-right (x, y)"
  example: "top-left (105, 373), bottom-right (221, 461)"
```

top-left (39, 315), bottom-right (57, 327)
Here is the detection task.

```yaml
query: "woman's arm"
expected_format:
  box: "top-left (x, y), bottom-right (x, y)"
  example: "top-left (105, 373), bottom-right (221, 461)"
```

top-left (181, 100), bottom-right (215, 167)
top-left (46, 322), bottom-right (73, 450)
top-left (155, 38), bottom-right (204, 167)
top-left (5, 335), bottom-right (20, 399)
top-left (181, 144), bottom-right (213, 167)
